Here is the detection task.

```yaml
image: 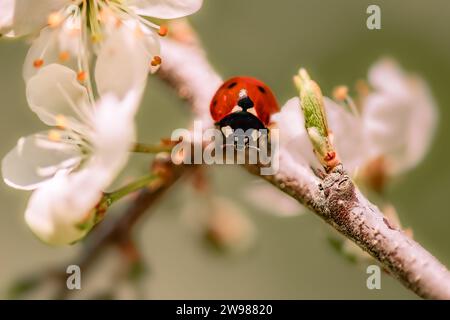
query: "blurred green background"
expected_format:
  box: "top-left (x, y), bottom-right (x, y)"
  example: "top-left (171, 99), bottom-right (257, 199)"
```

top-left (1, 0), bottom-right (450, 299)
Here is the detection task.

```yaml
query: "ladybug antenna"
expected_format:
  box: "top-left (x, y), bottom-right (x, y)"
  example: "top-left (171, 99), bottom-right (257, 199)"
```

top-left (237, 89), bottom-right (254, 111)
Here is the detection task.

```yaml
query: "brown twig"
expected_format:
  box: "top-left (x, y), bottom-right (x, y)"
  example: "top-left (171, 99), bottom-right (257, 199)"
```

top-left (83, 157), bottom-right (189, 262)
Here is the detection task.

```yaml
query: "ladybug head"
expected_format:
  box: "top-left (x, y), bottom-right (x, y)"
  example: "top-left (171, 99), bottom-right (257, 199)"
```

top-left (217, 90), bottom-right (267, 150)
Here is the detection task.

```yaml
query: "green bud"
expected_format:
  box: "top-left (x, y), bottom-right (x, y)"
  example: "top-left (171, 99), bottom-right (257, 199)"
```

top-left (294, 68), bottom-right (339, 171)
top-left (294, 69), bottom-right (329, 137)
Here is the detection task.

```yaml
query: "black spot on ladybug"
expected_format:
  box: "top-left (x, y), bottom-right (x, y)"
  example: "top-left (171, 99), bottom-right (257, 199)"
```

top-left (257, 85), bottom-right (266, 94)
top-left (227, 82), bottom-right (237, 89)
top-left (212, 100), bottom-right (217, 107)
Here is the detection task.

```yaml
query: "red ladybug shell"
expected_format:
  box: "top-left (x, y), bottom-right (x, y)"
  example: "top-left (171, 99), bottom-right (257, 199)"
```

top-left (210, 77), bottom-right (279, 126)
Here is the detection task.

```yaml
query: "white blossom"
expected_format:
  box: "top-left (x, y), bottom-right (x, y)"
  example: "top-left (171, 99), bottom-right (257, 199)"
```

top-left (362, 59), bottom-right (437, 175)
top-left (24, 168), bottom-right (105, 245)
top-left (2, 64), bottom-right (141, 244)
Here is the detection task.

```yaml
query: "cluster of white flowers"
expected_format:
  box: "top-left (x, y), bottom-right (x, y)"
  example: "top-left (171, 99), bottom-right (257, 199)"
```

top-left (1, 0), bottom-right (203, 245)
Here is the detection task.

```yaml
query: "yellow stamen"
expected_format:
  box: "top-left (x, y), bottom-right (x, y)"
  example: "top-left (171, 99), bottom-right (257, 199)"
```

top-left (48, 130), bottom-right (61, 142)
top-left (150, 56), bottom-right (162, 67)
top-left (55, 114), bottom-right (67, 129)
top-left (48, 12), bottom-right (63, 28)
top-left (333, 85), bottom-right (349, 101)
top-left (91, 33), bottom-right (102, 42)
top-left (77, 71), bottom-right (86, 82)
top-left (158, 25), bottom-right (169, 37)
top-left (33, 59), bottom-right (44, 68)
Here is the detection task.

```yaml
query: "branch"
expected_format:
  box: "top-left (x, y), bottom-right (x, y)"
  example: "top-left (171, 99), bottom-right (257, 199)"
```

top-left (82, 156), bottom-right (189, 263)
top-left (159, 36), bottom-right (222, 122)
top-left (158, 37), bottom-right (450, 299)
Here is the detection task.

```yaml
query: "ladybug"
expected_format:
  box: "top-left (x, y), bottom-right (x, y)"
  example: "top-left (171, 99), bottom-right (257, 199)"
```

top-left (210, 77), bottom-right (279, 149)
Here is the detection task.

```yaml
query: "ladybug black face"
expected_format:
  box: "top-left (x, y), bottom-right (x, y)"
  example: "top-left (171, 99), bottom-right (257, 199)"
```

top-left (217, 111), bottom-right (265, 131)
top-left (215, 92), bottom-right (269, 150)
top-left (217, 111), bottom-right (267, 151)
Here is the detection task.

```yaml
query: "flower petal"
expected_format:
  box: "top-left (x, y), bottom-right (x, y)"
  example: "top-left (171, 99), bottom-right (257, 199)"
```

top-left (364, 60), bottom-right (438, 174)
top-left (23, 17), bottom-right (83, 82)
top-left (0, 0), bottom-right (15, 35)
top-left (363, 90), bottom-right (437, 174)
top-left (95, 21), bottom-right (153, 99)
top-left (2, 132), bottom-right (81, 190)
top-left (26, 64), bottom-right (90, 127)
top-left (24, 168), bottom-right (104, 245)
top-left (89, 91), bottom-right (140, 185)
top-left (128, 0), bottom-right (203, 19)
top-left (368, 58), bottom-right (410, 97)
top-left (272, 97), bottom-right (303, 143)
top-left (23, 91), bottom-right (142, 245)
top-left (272, 97), bottom-right (319, 167)
top-left (0, 0), bottom-right (70, 37)
top-left (324, 97), bottom-right (366, 172)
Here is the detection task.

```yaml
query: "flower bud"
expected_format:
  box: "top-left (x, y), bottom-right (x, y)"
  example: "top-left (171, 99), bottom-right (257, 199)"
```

top-left (205, 198), bottom-right (256, 253)
top-left (294, 68), bottom-right (339, 171)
